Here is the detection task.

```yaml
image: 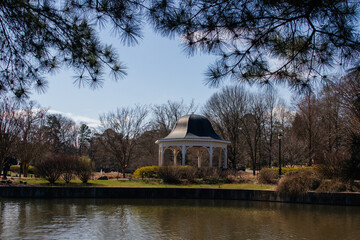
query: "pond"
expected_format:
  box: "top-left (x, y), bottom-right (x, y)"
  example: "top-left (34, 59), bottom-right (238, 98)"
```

top-left (0, 198), bottom-right (359, 240)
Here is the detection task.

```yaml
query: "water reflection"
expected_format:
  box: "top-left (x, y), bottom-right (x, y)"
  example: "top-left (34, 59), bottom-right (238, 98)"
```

top-left (0, 198), bottom-right (359, 240)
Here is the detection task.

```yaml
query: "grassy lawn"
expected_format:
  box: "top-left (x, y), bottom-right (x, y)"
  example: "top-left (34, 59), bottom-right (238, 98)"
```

top-left (11, 178), bottom-right (275, 190)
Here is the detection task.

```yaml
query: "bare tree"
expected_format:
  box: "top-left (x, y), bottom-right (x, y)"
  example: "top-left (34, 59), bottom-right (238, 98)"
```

top-left (273, 101), bottom-right (296, 166)
top-left (0, 97), bottom-right (21, 177)
top-left (317, 84), bottom-right (345, 153)
top-left (152, 99), bottom-right (197, 136)
top-left (98, 105), bottom-right (148, 177)
top-left (294, 92), bottom-right (321, 166)
top-left (89, 135), bottom-right (117, 172)
top-left (203, 86), bottom-right (248, 169)
top-left (16, 101), bottom-right (47, 176)
top-left (337, 70), bottom-right (360, 181)
top-left (239, 94), bottom-right (267, 175)
top-left (263, 90), bottom-right (279, 168)
top-left (44, 114), bottom-right (77, 154)
top-left (339, 71), bottom-right (360, 136)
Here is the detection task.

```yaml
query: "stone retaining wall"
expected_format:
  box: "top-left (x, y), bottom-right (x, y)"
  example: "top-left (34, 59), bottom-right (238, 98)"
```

top-left (0, 186), bottom-right (359, 206)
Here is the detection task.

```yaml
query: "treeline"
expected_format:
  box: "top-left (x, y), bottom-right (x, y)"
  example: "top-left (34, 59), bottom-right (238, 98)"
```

top-left (1, 71), bottom-right (360, 182)
top-left (0, 98), bottom-right (197, 178)
top-left (206, 71), bottom-right (360, 182)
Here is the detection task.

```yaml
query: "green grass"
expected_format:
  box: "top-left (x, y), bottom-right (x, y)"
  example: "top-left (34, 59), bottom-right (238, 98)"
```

top-left (11, 178), bottom-right (275, 190)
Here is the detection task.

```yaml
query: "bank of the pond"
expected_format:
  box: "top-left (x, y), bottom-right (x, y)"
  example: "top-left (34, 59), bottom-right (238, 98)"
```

top-left (0, 186), bottom-right (359, 206)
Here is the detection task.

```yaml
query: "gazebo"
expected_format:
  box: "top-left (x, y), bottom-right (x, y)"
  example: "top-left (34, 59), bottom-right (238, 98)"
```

top-left (155, 114), bottom-right (230, 168)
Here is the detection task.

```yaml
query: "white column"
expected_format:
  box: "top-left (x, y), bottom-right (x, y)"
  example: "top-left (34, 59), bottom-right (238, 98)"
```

top-left (223, 147), bottom-right (228, 169)
top-left (218, 149), bottom-right (222, 168)
top-left (173, 148), bottom-right (179, 166)
top-left (197, 149), bottom-right (202, 168)
top-left (181, 145), bottom-right (186, 166)
top-left (158, 144), bottom-right (162, 166)
top-left (209, 146), bottom-right (213, 167)
top-left (160, 146), bottom-right (165, 166)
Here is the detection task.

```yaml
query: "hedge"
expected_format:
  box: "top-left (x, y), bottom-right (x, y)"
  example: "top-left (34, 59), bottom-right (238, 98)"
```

top-left (258, 167), bottom-right (315, 184)
top-left (133, 166), bottom-right (160, 179)
top-left (10, 165), bottom-right (36, 174)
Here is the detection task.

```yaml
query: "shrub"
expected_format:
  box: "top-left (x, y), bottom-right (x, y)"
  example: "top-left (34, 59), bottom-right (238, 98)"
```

top-left (258, 168), bottom-right (278, 184)
top-left (340, 157), bottom-right (360, 183)
top-left (350, 182), bottom-right (360, 192)
top-left (133, 166), bottom-right (160, 179)
top-left (197, 167), bottom-right (217, 179)
top-left (97, 175), bottom-right (108, 180)
top-left (203, 176), bottom-right (221, 184)
top-left (197, 168), bottom-right (238, 184)
top-left (178, 166), bottom-right (198, 182)
top-left (277, 169), bottom-right (321, 196)
top-left (235, 171), bottom-right (254, 183)
top-left (10, 165), bottom-right (20, 173)
top-left (35, 156), bottom-right (63, 184)
top-left (219, 169), bottom-right (237, 178)
top-left (223, 175), bottom-right (236, 183)
top-left (314, 152), bottom-right (346, 180)
top-left (218, 169), bottom-right (237, 183)
top-left (10, 165), bottom-right (36, 175)
top-left (316, 151), bottom-right (360, 184)
top-left (282, 167), bottom-right (314, 175)
top-left (315, 164), bottom-right (341, 179)
top-left (158, 166), bottom-right (182, 184)
top-left (75, 156), bottom-right (94, 184)
top-left (28, 165), bottom-right (36, 174)
top-left (59, 155), bottom-right (78, 184)
top-left (316, 179), bottom-right (347, 193)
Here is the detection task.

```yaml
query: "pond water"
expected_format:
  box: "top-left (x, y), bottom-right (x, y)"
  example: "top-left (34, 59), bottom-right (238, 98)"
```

top-left (0, 198), bottom-right (359, 240)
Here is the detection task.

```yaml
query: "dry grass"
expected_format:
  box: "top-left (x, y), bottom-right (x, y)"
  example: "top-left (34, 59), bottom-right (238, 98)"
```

top-left (93, 172), bottom-right (128, 180)
top-left (237, 171), bottom-right (257, 182)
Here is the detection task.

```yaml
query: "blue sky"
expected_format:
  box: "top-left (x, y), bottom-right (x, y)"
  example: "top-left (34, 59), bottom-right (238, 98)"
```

top-left (31, 26), bottom-right (292, 127)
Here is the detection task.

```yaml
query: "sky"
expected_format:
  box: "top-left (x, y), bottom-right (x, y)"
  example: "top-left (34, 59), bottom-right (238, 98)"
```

top-left (31, 25), bottom-right (293, 128)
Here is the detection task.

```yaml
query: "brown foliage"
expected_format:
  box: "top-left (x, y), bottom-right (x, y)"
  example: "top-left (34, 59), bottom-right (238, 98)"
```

top-left (158, 166), bottom-right (182, 184)
top-left (258, 168), bottom-right (278, 184)
top-left (75, 156), bottom-right (94, 183)
top-left (316, 180), bottom-right (347, 193)
top-left (277, 169), bottom-right (321, 196)
top-left (60, 155), bottom-right (78, 184)
top-left (315, 152), bottom-right (346, 180)
top-left (35, 155), bottom-right (64, 184)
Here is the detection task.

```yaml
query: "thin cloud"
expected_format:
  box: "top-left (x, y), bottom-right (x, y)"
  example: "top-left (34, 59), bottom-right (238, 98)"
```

top-left (48, 110), bottom-right (100, 128)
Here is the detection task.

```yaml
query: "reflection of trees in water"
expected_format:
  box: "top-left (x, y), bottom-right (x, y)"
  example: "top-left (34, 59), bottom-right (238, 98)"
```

top-left (126, 200), bottom-right (360, 240)
top-left (0, 199), bottom-right (359, 240)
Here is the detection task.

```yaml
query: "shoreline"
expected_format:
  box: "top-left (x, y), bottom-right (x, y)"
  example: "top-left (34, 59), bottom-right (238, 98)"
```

top-left (0, 186), bottom-right (359, 206)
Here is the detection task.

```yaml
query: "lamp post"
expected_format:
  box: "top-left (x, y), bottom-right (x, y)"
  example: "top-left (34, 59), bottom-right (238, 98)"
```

top-left (278, 133), bottom-right (283, 176)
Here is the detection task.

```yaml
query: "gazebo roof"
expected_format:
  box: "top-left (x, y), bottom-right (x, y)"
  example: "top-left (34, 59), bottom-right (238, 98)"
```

top-left (161, 114), bottom-right (223, 141)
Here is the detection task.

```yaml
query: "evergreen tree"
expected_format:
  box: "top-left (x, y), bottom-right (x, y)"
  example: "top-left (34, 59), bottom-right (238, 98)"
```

top-left (1, 0), bottom-right (359, 98)
top-left (0, 0), bottom-right (137, 98)
top-left (149, 0), bottom-right (360, 90)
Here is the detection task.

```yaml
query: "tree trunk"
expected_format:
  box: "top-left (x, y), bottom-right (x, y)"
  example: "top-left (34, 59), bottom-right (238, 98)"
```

top-left (252, 154), bottom-right (256, 176)
top-left (122, 167), bottom-right (126, 178)
top-left (0, 160), bottom-right (4, 179)
top-left (23, 163), bottom-right (29, 177)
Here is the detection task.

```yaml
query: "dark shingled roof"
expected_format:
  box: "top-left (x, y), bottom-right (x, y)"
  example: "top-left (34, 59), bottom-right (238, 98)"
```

top-left (164, 114), bottom-right (223, 140)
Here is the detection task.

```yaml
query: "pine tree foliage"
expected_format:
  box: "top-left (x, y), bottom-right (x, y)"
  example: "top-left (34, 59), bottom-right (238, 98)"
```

top-left (0, 0), bottom-right (141, 98)
top-left (1, 0), bottom-right (359, 98)
top-left (148, 0), bottom-right (360, 91)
